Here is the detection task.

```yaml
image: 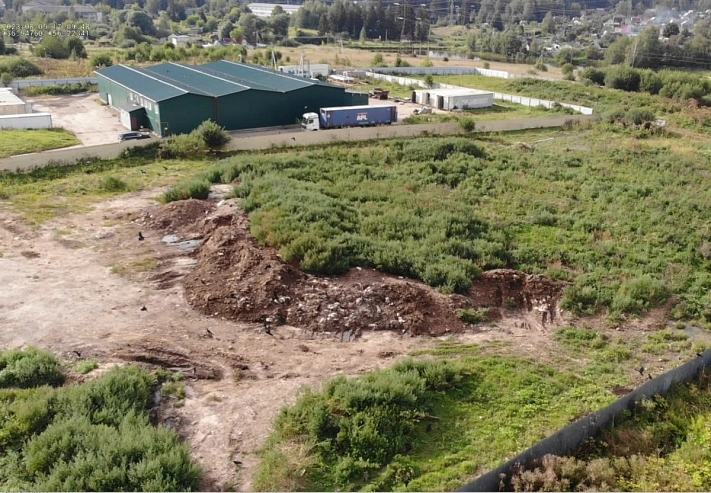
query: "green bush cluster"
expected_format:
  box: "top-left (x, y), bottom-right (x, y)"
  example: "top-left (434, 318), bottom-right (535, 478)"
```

top-left (122, 42), bottom-right (246, 64)
top-left (0, 350), bottom-right (201, 492)
top-left (580, 66), bottom-right (711, 106)
top-left (158, 120), bottom-right (230, 160)
top-left (0, 348), bottom-right (65, 389)
top-left (255, 359), bottom-right (461, 491)
top-left (21, 83), bottom-right (97, 97)
top-left (0, 58), bottom-right (43, 78)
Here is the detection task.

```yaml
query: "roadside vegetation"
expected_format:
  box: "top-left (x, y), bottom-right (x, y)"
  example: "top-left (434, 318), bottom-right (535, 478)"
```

top-left (509, 371), bottom-right (711, 492)
top-left (0, 129), bottom-right (81, 158)
top-left (0, 347), bottom-right (201, 491)
top-left (254, 327), bottom-right (707, 492)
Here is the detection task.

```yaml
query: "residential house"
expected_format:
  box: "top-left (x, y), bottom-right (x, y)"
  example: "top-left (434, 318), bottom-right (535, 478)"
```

top-left (21, 2), bottom-right (102, 21)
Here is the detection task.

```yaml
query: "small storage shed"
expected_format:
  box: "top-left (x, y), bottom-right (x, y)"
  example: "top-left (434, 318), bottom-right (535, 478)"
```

top-left (413, 88), bottom-right (494, 111)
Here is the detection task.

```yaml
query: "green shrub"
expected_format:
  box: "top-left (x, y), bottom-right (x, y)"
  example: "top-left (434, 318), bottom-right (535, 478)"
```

top-left (459, 117), bottom-right (476, 132)
top-left (458, 308), bottom-right (489, 324)
top-left (158, 133), bottom-right (207, 159)
top-left (611, 275), bottom-right (669, 315)
top-left (534, 61), bottom-right (548, 72)
top-left (604, 66), bottom-right (641, 92)
top-left (90, 53), bottom-right (113, 68)
top-left (0, 348), bottom-right (65, 389)
top-left (0, 58), bottom-right (43, 78)
top-left (75, 360), bottom-right (98, 374)
top-left (581, 67), bottom-right (606, 85)
top-left (195, 120), bottom-right (230, 149)
top-left (561, 63), bottom-right (574, 75)
top-left (256, 359), bottom-right (460, 490)
top-left (163, 179), bottom-right (211, 202)
top-left (99, 176), bottom-right (129, 192)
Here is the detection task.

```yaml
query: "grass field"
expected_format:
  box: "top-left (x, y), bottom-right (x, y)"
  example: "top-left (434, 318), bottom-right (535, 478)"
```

top-left (254, 328), bottom-right (706, 491)
top-left (0, 129), bottom-right (81, 158)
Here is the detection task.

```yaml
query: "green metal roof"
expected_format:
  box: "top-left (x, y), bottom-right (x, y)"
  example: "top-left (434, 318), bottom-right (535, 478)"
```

top-left (201, 60), bottom-right (337, 93)
top-left (95, 65), bottom-right (188, 102)
top-left (97, 61), bottom-right (341, 100)
top-left (144, 63), bottom-right (251, 97)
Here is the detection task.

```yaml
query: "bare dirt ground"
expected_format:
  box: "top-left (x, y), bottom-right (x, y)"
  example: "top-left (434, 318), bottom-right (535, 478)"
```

top-left (0, 187), bottom-right (573, 491)
top-left (30, 93), bottom-right (129, 146)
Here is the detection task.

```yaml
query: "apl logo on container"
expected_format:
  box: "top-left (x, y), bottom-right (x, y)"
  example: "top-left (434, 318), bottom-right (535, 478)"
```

top-left (356, 112), bottom-right (368, 121)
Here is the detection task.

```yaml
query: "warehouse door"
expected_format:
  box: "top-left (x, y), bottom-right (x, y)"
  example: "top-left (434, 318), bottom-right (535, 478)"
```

top-left (436, 96), bottom-right (444, 110)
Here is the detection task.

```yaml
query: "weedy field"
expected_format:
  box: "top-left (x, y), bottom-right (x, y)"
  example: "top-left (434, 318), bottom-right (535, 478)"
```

top-left (0, 128), bottom-right (80, 158)
top-left (3, 76), bottom-right (711, 492)
top-left (165, 124), bottom-right (711, 322)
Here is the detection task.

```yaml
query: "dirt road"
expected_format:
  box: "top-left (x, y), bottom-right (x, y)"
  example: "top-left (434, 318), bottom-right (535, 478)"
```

top-left (31, 93), bottom-right (126, 146)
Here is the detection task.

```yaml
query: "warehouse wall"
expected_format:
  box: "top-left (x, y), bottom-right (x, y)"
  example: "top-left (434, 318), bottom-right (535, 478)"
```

top-left (158, 94), bottom-right (215, 136)
top-left (218, 90), bottom-right (292, 130)
top-left (97, 76), bottom-right (161, 135)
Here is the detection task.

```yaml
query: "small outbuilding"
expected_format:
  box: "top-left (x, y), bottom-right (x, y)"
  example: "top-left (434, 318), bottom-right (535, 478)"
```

top-left (0, 88), bottom-right (32, 115)
top-left (413, 88), bottom-right (494, 111)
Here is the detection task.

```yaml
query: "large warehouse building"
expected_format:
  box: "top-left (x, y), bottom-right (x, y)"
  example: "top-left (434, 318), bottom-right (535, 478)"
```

top-left (96, 61), bottom-right (367, 136)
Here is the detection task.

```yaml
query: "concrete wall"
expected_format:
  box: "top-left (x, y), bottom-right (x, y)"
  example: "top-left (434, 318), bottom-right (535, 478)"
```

top-left (0, 138), bottom-right (150, 172)
top-left (366, 72), bottom-right (594, 116)
top-left (0, 114), bottom-right (597, 172)
top-left (10, 77), bottom-right (98, 90)
top-left (457, 348), bottom-right (711, 492)
top-left (0, 113), bottom-right (52, 130)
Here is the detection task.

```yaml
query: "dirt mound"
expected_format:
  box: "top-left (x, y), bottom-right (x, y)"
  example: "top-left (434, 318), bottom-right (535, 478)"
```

top-left (113, 345), bottom-right (222, 380)
top-left (471, 269), bottom-right (569, 325)
top-left (142, 199), bottom-right (216, 237)
top-left (166, 202), bottom-right (571, 337)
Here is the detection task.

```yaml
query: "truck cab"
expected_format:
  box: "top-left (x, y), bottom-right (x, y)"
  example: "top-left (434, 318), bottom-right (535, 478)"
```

top-left (302, 112), bottom-right (320, 131)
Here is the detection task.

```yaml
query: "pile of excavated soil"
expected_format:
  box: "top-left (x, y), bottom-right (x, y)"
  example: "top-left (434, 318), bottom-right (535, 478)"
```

top-left (144, 200), bottom-right (570, 336)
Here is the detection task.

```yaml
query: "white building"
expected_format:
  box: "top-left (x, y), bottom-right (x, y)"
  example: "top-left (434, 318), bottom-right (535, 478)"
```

top-left (413, 88), bottom-right (494, 110)
top-left (0, 88), bottom-right (32, 116)
top-left (247, 3), bottom-right (302, 17)
top-left (168, 34), bottom-right (192, 46)
top-left (278, 63), bottom-right (330, 78)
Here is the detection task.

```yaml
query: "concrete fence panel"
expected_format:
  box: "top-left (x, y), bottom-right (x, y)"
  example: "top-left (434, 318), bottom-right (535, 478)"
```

top-left (457, 349), bottom-right (711, 492)
top-left (10, 77), bottom-right (98, 89)
top-left (0, 139), bottom-right (155, 172)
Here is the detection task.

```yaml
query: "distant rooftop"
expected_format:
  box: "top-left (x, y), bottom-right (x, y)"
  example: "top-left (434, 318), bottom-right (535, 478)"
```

top-left (96, 61), bottom-right (339, 103)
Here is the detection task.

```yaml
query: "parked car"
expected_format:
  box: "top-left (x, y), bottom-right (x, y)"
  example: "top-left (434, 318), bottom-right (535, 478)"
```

top-left (118, 131), bottom-right (151, 142)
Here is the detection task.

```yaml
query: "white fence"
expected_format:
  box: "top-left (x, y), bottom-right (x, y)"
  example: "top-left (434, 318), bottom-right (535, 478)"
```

top-left (367, 66), bottom-right (559, 82)
top-left (365, 72), bottom-right (594, 115)
top-left (0, 112), bottom-right (52, 129)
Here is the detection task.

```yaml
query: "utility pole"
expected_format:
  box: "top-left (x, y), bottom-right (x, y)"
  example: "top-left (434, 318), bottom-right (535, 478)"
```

top-left (449, 0), bottom-right (454, 25)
